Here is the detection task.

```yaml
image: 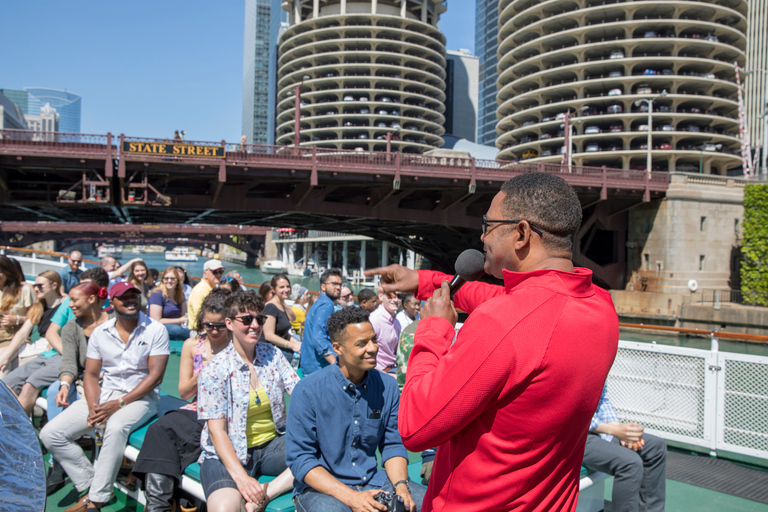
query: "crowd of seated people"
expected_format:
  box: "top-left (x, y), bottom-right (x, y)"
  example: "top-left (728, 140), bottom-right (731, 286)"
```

top-left (4, 256), bottom-right (663, 512)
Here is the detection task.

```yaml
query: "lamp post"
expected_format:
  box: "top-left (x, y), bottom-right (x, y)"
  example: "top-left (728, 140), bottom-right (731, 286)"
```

top-left (385, 129), bottom-right (399, 161)
top-left (634, 90), bottom-right (667, 178)
top-left (744, 69), bottom-right (768, 177)
top-left (560, 106), bottom-right (587, 173)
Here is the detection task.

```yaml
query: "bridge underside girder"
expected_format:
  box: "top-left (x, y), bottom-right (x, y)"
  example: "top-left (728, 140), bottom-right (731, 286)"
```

top-left (0, 155), bottom-right (663, 283)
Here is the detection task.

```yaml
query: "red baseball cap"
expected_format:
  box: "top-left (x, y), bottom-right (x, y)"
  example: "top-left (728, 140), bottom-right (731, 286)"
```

top-left (109, 281), bottom-right (141, 300)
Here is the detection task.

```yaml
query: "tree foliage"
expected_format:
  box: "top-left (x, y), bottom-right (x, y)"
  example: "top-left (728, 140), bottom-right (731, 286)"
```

top-left (741, 184), bottom-right (768, 306)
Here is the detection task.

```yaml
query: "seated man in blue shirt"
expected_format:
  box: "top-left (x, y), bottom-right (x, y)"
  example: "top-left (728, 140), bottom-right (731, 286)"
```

top-left (287, 307), bottom-right (426, 512)
top-left (582, 384), bottom-right (666, 512)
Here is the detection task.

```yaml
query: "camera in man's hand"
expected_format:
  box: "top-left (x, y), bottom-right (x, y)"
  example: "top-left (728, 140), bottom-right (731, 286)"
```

top-left (374, 491), bottom-right (405, 512)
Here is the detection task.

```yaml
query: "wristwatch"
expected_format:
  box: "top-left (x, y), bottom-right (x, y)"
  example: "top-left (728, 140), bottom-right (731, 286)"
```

top-left (119, 397), bottom-right (126, 408)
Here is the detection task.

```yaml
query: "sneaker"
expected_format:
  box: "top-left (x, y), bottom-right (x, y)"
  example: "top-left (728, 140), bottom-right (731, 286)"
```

top-left (46, 459), bottom-right (66, 496)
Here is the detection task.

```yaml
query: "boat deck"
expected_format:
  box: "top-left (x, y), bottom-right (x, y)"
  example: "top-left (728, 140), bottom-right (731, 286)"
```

top-left (42, 353), bottom-right (768, 512)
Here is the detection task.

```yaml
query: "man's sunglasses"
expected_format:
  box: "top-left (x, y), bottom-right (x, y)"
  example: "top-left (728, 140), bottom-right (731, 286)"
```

top-left (234, 314), bottom-right (266, 326)
top-left (202, 322), bottom-right (227, 331)
top-left (220, 276), bottom-right (235, 285)
top-left (210, 269), bottom-right (225, 276)
top-left (70, 260), bottom-right (82, 265)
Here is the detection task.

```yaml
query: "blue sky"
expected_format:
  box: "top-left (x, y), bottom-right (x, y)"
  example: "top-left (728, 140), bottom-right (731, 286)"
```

top-left (1, 1), bottom-right (475, 142)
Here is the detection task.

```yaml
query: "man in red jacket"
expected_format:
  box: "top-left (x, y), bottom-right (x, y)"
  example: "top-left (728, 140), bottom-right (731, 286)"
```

top-left (366, 172), bottom-right (619, 511)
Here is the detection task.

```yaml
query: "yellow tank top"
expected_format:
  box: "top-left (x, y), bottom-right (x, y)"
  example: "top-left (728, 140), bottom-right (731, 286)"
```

top-left (246, 387), bottom-right (277, 448)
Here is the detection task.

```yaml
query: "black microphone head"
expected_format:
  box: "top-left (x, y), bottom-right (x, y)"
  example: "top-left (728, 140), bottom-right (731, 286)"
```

top-left (454, 249), bottom-right (486, 282)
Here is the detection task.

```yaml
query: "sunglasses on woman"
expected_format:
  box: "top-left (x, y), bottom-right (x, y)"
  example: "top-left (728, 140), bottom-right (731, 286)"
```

top-left (202, 322), bottom-right (227, 332)
top-left (234, 314), bottom-right (266, 326)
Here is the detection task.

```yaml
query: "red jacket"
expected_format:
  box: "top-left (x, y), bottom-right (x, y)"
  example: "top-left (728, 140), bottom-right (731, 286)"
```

top-left (402, 268), bottom-right (618, 511)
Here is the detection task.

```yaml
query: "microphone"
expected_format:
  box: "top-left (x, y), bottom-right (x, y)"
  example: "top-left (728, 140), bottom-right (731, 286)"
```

top-left (448, 249), bottom-right (486, 298)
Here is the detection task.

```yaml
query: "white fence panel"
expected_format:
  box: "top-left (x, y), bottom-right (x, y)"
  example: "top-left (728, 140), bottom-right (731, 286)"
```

top-left (607, 341), bottom-right (718, 452)
top-left (716, 351), bottom-right (768, 459)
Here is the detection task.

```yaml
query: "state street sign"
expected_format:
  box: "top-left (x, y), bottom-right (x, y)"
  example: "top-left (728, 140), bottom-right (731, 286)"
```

top-left (122, 141), bottom-right (225, 158)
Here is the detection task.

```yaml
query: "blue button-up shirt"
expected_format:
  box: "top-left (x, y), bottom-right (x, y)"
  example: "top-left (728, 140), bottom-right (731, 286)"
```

top-left (57, 266), bottom-right (83, 294)
top-left (589, 384), bottom-right (620, 441)
top-left (286, 363), bottom-right (407, 496)
top-left (300, 293), bottom-right (336, 375)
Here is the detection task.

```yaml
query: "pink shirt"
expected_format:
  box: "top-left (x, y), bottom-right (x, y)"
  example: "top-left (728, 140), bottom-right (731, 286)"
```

top-left (369, 304), bottom-right (401, 371)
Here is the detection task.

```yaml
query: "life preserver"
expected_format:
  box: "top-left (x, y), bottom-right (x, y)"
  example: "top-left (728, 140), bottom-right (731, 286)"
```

top-left (688, 279), bottom-right (698, 292)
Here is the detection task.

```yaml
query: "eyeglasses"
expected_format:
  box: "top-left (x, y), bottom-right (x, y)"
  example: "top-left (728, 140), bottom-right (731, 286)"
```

top-left (210, 269), bottom-right (225, 276)
top-left (234, 314), bottom-right (266, 326)
top-left (33, 283), bottom-right (47, 290)
top-left (163, 277), bottom-right (178, 282)
top-left (341, 293), bottom-right (353, 299)
top-left (325, 280), bottom-right (343, 287)
top-left (481, 215), bottom-right (544, 237)
top-left (202, 322), bottom-right (227, 332)
top-left (70, 260), bottom-right (82, 265)
top-left (219, 276), bottom-right (235, 285)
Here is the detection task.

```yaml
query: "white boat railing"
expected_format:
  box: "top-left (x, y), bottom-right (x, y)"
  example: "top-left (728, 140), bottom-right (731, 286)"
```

top-left (608, 339), bottom-right (768, 462)
top-left (0, 251), bottom-right (70, 280)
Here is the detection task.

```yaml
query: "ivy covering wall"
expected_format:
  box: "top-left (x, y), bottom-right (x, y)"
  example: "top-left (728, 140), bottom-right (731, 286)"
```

top-left (741, 184), bottom-right (768, 306)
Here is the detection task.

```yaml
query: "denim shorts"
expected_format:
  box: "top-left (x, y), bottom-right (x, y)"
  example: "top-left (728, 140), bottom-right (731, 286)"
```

top-left (200, 435), bottom-right (288, 498)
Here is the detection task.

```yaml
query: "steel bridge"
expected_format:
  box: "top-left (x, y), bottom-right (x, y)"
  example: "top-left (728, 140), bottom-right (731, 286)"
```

top-left (0, 129), bottom-right (671, 285)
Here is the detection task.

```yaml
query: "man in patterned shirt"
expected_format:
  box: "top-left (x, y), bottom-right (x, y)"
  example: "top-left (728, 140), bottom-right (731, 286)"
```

top-left (582, 384), bottom-right (667, 512)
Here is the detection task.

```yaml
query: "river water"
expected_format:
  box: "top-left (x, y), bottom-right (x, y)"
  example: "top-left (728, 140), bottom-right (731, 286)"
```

top-left (105, 253), bottom-right (768, 357)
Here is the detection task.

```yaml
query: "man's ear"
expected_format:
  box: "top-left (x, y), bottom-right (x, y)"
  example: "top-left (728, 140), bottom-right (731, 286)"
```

top-left (332, 340), bottom-right (342, 357)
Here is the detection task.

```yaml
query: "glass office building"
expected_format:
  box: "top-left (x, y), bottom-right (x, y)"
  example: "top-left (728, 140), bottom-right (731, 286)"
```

top-left (475, 0), bottom-right (499, 146)
top-left (242, 0), bottom-right (287, 145)
top-left (24, 88), bottom-right (81, 133)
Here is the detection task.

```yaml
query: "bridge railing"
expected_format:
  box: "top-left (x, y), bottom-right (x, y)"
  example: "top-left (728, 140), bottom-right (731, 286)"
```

top-left (0, 129), bottom-right (114, 155)
top-left (0, 129), bottom-right (669, 189)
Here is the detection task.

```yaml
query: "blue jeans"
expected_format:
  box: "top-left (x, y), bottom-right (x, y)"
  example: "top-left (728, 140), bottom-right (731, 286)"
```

top-left (295, 479), bottom-right (427, 512)
top-left (165, 324), bottom-right (191, 341)
top-left (46, 380), bottom-right (78, 421)
top-left (200, 435), bottom-right (288, 499)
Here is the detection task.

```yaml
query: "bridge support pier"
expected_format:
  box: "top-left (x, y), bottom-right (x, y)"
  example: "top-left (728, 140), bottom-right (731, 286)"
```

top-left (381, 241), bottom-right (389, 267)
top-left (328, 242), bottom-right (333, 270)
top-left (342, 241), bottom-right (349, 278)
top-left (360, 241), bottom-right (367, 274)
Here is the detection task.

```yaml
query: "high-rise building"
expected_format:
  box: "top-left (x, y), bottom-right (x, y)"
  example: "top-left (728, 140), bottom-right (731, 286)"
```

top-left (275, 0), bottom-right (447, 153)
top-left (243, 0), bottom-right (285, 145)
top-left (745, 0), bottom-right (767, 173)
top-left (0, 92), bottom-right (28, 130)
top-left (24, 88), bottom-right (80, 133)
top-left (25, 103), bottom-right (59, 133)
top-left (444, 49), bottom-right (480, 142)
top-left (495, 0), bottom-right (747, 175)
top-left (475, 0), bottom-right (499, 146)
top-left (0, 89), bottom-right (29, 115)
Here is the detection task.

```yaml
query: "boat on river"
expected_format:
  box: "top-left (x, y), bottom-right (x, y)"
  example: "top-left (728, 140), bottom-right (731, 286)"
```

top-left (165, 247), bottom-right (199, 262)
top-left (96, 244), bottom-right (122, 259)
top-left (260, 259), bottom-right (287, 274)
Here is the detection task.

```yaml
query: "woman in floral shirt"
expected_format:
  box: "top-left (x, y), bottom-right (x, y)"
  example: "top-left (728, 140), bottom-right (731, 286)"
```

top-left (197, 290), bottom-right (299, 512)
top-left (132, 288), bottom-right (231, 512)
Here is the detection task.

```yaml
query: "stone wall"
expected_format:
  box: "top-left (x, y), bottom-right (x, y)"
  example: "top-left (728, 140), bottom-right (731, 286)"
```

top-left (626, 173), bottom-right (745, 294)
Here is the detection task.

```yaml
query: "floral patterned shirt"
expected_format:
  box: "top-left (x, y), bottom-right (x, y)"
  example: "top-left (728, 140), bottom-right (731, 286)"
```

top-left (197, 341), bottom-right (299, 464)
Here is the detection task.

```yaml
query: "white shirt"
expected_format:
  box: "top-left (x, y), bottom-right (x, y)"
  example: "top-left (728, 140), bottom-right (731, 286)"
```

top-left (86, 312), bottom-right (170, 402)
top-left (396, 310), bottom-right (418, 330)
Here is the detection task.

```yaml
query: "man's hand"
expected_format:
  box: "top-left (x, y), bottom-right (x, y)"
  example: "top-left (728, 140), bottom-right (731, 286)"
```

top-left (234, 473), bottom-right (267, 507)
top-left (345, 489), bottom-right (387, 512)
top-left (605, 421), bottom-right (644, 446)
top-left (395, 485), bottom-right (417, 511)
top-left (88, 399), bottom-right (121, 426)
top-left (55, 385), bottom-right (71, 407)
top-left (420, 280), bottom-right (457, 327)
top-left (364, 265), bottom-right (418, 295)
